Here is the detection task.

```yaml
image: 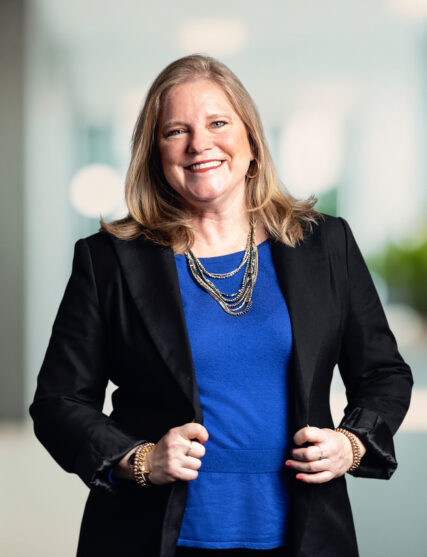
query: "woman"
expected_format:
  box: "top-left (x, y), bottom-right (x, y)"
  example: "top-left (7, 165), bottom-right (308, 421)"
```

top-left (29, 54), bottom-right (413, 557)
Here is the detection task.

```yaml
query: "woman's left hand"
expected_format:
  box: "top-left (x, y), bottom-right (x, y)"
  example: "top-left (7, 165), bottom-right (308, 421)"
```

top-left (285, 426), bottom-right (366, 484)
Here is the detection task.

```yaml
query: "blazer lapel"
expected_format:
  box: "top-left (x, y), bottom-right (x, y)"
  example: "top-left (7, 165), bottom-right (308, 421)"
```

top-left (270, 233), bottom-right (328, 430)
top-left (110, 235), bottom-right (204, 423)
top-left (270, 227), bottom-right (337, 555)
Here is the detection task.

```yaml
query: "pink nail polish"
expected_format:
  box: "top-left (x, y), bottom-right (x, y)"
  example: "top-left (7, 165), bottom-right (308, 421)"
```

top-left (285, 461), bottom-right (292, 467)
top-left (296, 474), bottom-right (303, 480)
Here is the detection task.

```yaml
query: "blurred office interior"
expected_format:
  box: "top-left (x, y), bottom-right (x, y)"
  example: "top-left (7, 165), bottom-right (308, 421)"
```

top-left (1, 0), bottom-right (426, 555)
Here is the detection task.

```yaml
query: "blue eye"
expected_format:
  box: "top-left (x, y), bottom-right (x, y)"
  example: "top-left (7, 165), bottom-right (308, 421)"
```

top-left (166, 129), bottom-right (184, 137)
top-left (212, 121), bottom-right (226, 128)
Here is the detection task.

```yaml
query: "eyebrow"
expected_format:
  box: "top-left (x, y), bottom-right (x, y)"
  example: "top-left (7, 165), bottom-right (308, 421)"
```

top-left (161, 113), bottom-right (233, 133)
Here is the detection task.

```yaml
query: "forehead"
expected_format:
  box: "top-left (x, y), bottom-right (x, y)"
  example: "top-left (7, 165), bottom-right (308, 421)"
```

top-left (159, 79), bottom-right (237, 119)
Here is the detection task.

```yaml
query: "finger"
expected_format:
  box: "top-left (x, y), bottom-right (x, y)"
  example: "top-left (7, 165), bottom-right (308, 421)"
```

top-left (291, 445), bottom-right (325, 462)
top-left (293, 426), bottom-right (325, 446)
top-left (182, 455), bottom-right (203, 470)
top-left (184, 441), bottom-right (206, 458)
top-left (285, 459), bottom-right (329, 473)
top-left (180, 423), bottom-right (209, 444)
top-left (178, 467), bottom-right (200, 482)
top-left (296, 471), bottom-right (334, 484)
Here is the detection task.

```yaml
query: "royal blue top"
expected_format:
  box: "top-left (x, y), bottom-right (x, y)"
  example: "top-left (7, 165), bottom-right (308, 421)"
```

top-left (171, 238), bottom-right (293, 549)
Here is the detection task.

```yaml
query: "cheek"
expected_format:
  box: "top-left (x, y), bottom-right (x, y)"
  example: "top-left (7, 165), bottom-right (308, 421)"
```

top-left (227, 133), bottom-right (252, 160)
top-left (158, 147), bottom-right (179, 174)
top-left (159, 154), bottom-right (186, 190)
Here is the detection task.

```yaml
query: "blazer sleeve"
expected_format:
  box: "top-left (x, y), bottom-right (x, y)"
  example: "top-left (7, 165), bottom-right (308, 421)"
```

top-left (29, 238), bottom-right (147, 495)
top-left (335, 217), bottom-right (413, 479)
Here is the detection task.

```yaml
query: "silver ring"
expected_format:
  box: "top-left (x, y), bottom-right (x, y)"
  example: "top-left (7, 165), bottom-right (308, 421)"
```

top-left (186, 440), bottom-right (193, 456)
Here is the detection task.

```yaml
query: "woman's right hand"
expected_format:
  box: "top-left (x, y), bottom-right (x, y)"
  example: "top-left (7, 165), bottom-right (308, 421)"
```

top-left (139, 422), bottom-right (209, 486)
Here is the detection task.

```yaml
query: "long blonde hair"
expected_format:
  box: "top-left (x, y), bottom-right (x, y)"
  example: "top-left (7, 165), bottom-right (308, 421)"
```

top-left (100, 54), bottom-right (324, 251)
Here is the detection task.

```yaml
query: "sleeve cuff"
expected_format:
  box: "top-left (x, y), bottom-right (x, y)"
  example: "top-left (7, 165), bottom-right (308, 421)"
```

top-left (338, 406), bottom-right (398, 479)
top-left (76, 436), bottom-right (147, 495)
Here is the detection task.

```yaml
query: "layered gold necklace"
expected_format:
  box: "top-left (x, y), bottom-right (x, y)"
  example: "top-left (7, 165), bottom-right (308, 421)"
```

top-left (185, 217), bottom-right (258, 316)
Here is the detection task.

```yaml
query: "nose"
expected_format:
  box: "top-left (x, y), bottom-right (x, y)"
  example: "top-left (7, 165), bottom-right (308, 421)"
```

top-left (187, 126), bottom-right (213, 153)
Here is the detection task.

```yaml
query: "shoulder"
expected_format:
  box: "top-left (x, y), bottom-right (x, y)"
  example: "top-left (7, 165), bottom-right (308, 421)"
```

top-left (307, 212), bottom-right (346, 236)
top-left (73, 230), bottom-right (136, 278)
top-left (78, 229), bottom-right (151, 255)
top-left (297, 212), bottom-right (348, 254)
top-left (75, 229), bottom-right (168, 274)
top-left (317, 213), bottom-right (348, 250)
top-left (75, 231), bottom-right (117, 262)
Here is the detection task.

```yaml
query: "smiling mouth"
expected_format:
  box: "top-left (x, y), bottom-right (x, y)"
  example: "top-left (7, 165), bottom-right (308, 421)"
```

top-left (185, 160), bottom-right (225, 173)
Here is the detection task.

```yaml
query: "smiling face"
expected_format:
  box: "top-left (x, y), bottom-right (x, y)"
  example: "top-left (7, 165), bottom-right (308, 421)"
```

top-left (156, 78), bottom-right (254, 213)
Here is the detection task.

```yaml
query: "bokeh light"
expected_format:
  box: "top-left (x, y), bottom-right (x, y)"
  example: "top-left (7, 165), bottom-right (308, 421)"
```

top-left (69, 164), bottom-right (124, 218)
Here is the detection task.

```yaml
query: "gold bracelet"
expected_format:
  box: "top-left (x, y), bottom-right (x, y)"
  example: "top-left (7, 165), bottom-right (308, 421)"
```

top-left (335, 428), bottom-right (362, 473)
top-left (132, 443), bottom-right (155, 487)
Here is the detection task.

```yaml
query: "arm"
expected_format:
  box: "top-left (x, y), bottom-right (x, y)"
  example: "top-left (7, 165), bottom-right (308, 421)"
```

top-left (335, 217), bottom-right (413, 479)
top-left (28, 238), bottom-right (147, 495)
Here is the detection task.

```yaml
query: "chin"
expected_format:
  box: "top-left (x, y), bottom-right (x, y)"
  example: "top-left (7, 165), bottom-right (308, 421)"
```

top-left (186, 186), bottom-right (227, 203)
top-left (187, 195), bottom-right (222, 207)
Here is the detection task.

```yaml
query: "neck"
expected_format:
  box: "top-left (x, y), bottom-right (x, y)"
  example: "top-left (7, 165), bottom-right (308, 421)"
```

top-left (184, 211), bottom-right (267, 257)
top-left (190, 211), bottom-right (248, 256)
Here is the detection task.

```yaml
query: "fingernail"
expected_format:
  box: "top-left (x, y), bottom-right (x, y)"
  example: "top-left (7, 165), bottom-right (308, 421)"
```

top-left (296, 474), bottom-right (303, 480)
top-left (285, 461), bottom-right (292, 467)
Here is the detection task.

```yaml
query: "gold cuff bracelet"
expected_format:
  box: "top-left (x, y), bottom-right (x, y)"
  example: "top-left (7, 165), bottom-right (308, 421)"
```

top-left (335, 428), bottom-right (362, 473)
top-left (132, 442), bottom-right (155, 487)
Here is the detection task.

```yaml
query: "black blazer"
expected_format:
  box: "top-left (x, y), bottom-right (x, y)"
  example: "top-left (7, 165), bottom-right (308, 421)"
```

top-left (29, 214), bottom-right (413, 557)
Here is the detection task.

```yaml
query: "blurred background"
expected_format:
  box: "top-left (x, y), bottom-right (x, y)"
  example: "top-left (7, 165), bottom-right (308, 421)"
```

top-left (1, 0), bottom-right (426, 555)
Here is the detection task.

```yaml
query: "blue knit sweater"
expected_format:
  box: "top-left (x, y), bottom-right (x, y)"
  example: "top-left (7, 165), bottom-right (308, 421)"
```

top-left (172, 239), bottom-right (293, 549)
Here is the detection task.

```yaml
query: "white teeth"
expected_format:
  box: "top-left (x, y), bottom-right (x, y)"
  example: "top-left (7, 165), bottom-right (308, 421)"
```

top-left (187, 160), bottom-right (222, 170)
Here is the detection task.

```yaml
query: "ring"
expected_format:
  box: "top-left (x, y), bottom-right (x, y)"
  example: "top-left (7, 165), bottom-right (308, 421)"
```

top-left (186, 440), bottom-right (193, 456)
top-left (318, 446), bottom-right (324, 460)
